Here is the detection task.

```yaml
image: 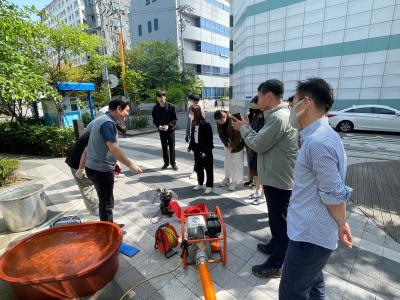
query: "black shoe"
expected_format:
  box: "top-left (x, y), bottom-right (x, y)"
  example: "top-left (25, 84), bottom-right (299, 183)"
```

top-left (257, 243), bottom-right (273, 255)
top-left (161, 164), bottom-right (168, 170)
top-left (118, 223), bottom-right (125, 229)
top-left (244, 179), bottom-right (254, 187)
top-left (252, 263), bottom-right (282, 279)
top-left (171, 164), bottom-right (178, 171)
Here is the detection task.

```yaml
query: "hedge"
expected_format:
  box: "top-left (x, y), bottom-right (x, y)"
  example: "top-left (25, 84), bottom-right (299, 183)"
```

top-left (0, 158), bottom-right (19, 187)
top-left (0, 122), bottom-right (75, 157)
top-left (127, 115), bottom-right (148, 130)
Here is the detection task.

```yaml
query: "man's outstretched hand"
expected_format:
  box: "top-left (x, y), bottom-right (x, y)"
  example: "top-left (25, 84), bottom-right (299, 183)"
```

top-left (128, 160), bottom-right (143, 175)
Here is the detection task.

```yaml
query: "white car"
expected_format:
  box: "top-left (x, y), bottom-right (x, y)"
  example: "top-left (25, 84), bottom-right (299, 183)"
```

top-left (327, 105), bottom-right (400, 133)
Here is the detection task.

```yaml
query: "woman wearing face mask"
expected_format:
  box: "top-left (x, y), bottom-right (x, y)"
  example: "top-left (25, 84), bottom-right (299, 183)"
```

top-left (187, 105), bottom-right (214, 194)
top-left (247, 96), bottom-right (265, 205)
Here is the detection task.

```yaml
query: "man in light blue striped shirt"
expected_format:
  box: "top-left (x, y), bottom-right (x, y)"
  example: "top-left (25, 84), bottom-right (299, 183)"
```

top-left (279, 78), bottom-right (353, 300)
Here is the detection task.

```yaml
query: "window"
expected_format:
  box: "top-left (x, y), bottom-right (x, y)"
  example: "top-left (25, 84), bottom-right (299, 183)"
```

top-left (347, 107), bottom-right (373, 113)
top-left (154, 18), bottom-right (158, 31)
top-left (146, 0), bottom-right (150, 5)
top-left (373, 108), bottom-right (396, 115)
top-left (147, 21), bottom-right (152, 33)
top-left (138, 25), bottom-right (142, 36)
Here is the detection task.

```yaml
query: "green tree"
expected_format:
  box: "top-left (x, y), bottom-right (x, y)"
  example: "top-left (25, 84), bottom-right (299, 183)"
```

top-left (127, 40), bottom-right (181, 89)
top-left (126, 40), bottom-right (203, 104)
top-left (0, 0), bottom-right (111, 125)
top-left (123, 70), bottom-right (146, 104)
top-left (0, 0), bottom-right (56, 122)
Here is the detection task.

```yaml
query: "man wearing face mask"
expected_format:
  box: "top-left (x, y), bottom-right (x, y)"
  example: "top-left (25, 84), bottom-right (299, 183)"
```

top-left (279, 78), bottom-right (353, 299)
top-left (232, 79), bottom-right (298, 278)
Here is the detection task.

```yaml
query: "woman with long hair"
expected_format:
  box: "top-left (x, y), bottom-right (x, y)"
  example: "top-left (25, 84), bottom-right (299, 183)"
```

top-left (187, 105), bottom-right (214, 194)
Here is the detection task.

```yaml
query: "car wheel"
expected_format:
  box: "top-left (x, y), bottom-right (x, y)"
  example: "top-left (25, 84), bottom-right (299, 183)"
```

top-left (337, 120), bottom-right (354, 132)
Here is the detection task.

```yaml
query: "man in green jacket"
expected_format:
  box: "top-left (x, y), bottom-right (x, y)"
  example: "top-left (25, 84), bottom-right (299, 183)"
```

top-left (232, 79), bottom-right (298, 278)
top-left (214, 110), bottom-right (245, 191)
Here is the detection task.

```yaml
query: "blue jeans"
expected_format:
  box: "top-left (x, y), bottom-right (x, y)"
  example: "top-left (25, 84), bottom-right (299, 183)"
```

top-left (279, 240), bottom-right (333, 300)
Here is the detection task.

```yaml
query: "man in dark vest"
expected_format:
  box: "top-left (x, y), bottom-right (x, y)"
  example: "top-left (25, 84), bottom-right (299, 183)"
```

top-left (85, 98), bottom-right (143, 223)
top-left (152, 89), bottom-right (178, 170)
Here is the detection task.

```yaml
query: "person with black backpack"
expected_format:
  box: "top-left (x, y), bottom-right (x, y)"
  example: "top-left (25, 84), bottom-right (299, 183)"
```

top-left (65, 123), bottom-right (98, 214)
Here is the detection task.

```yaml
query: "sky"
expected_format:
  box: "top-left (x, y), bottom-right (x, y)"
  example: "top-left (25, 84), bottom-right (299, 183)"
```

top-left (10, 0), bottom-right (48, 10)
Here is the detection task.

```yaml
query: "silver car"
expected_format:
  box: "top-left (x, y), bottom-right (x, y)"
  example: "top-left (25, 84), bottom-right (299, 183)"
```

top-left (327, 105), bottom-right (400, 133)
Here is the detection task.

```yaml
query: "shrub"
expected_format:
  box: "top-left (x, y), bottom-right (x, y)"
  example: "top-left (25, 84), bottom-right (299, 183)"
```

top-left (0, 122), bottom-right (75, 157)
top-left (127, 115), bottom-right (148, 129)
top-left (81, 112), bottom-right (92, 125)
top-left (0, 159), bottom-right (20, 187)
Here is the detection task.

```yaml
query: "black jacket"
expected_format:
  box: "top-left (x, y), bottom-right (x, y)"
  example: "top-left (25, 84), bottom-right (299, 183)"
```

top-left (216, 113), bottom-right (245, 153)
top-left (65, 130), bottom-right (90, 169)
top-left (152, 102), bottom-right (177, 132)
top-left (188, 121), bottom-right (214, 155)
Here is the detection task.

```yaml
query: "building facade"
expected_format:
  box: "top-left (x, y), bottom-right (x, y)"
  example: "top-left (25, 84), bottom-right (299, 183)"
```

top-left (130, 0), bottom-right (230, 100)
top-left (230, 0), bottom-right (400, 112)
top-left (43, 0), bottom-right (132, 59)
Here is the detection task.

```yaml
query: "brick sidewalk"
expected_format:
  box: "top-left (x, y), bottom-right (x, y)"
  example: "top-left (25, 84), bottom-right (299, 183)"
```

top-left (1, 137), bottom-right (400, 299)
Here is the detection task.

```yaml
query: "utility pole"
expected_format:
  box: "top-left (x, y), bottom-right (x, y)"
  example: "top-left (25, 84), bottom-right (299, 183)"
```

top-left (176, 3), bottom-right (194, 74)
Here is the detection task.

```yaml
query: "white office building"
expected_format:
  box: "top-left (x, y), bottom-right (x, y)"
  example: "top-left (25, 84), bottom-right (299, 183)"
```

top-left (130, 0), bottom-right (231, 100)
top-left (43, 0), bottom-right (132, 59)
top-left (230, 0), bottom-right (400, 112)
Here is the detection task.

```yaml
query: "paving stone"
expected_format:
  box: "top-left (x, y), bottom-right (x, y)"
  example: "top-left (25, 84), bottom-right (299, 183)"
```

top-left (362, 231), bottom-right (385, 245)
top-left (324, 260), bottom-right (352, 281)
top-left (225, 252), bottom-right (247, 274)
top-left (2, 137), bottom-right (400, 300)
top-left (348, 270), bottom-right (378, 295)
top-left (382, 247), bottom-right (400, 264)
top-left (352, 248), bottom-right (383, 279)
top-left (383, 237), bottom-right (400, 252)
top-left (245, 284), bottom-right (277, 300)
top-left (359, 239), bottom-right (384, 256)
top-left (156, 278), bottom-right (200, 300)
top-left (343, 281), bottom-right (377, 300)
top-left (375, 280), bottom-right (400, 300)
top-left (378, 256), bottom-right (400, 289)
top-left (324, 272), bottom-right (347, 299)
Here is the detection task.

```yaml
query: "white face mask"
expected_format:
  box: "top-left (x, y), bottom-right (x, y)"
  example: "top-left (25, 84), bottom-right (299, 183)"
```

top-left (289, 100), bottom-right (306, 130)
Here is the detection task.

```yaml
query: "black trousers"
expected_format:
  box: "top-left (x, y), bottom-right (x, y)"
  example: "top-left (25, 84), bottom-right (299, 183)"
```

top-left (194, 151), bottom-right (214, 187)
top-left (85, 167), bottom-right (114, 222)
top-left (159, 131), bottom-right (176, 166)
top-left (263, 185), bottom-right (292, 267)
top-left (279, 241), bottom-right (333, 300)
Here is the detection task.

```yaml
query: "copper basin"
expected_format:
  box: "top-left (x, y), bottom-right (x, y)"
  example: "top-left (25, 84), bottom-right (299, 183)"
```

top-left (0, 222), bottom-right (122, 299)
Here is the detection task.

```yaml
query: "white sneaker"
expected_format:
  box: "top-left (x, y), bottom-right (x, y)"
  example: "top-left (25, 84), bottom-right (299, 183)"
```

top-left (189, 171), bottom-right (197, 179)
top-left (252, 197), bottom-right (266, 205)
top-left (219, 178), bottom-right (230, 187)
top-left (248, 192), bottom-right (257, 199)
top-left (193, 185), bottom-right (204, 191)
top-left (228, 182), bottom-right (237, 191)
top-left (204, 187), bottom-right (213, 194)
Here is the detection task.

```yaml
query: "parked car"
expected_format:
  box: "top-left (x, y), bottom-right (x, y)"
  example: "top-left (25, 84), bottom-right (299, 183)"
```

top-left (327, 105), bottom-right (400, 133)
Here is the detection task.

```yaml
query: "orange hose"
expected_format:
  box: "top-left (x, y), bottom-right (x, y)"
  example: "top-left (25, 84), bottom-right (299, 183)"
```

top-left (197, 262), bottom-right (216, 300)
